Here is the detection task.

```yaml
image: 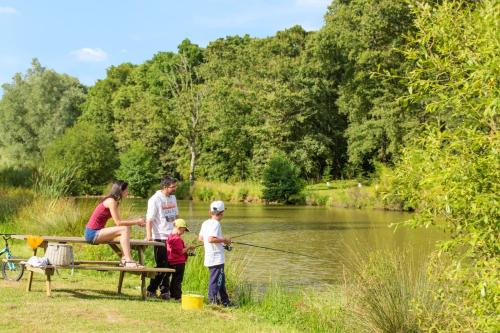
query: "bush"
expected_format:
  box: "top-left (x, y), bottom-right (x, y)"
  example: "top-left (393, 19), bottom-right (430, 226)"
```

top-left (262, 154), bottom-right (304, 204)
top-left (43, 122), bottom-right (118, 195)
top-left (115, 141), bottom-right (160, 198)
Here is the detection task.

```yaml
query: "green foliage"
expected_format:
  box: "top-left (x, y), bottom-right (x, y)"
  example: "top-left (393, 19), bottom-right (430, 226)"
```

top-left (319, 0), bottom-right (416, 170)
top-left (0, 59), bottom-right (86, 164)
top-left (43, 122), bottom-right (118, 195)
top-left (262, 154), bottom-right (304, 203)
top-left (389, 0), bottom-right (499, 330)
top-left (115, 141), bottom-right (160, 198)
top-left (173, 181), bottom-right (191, 200)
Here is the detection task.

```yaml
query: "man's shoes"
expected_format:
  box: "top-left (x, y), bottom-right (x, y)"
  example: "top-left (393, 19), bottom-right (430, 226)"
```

top-left (159, 292), bottom-right (171, 300)
top-left (146, 291), bottom-right (157, 298)
top-left (222, 301), bottom-right (237, 308)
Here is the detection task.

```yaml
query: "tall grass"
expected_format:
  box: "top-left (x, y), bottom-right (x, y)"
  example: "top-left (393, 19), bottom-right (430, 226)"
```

top-left (343, 250), bottom-right (436, 333)
top-left (0, 165), bottom-right (34, 187)
top-left (0, 187), bottom-right (33, 226)
top-left (33, 166), bottom-right (77, 199)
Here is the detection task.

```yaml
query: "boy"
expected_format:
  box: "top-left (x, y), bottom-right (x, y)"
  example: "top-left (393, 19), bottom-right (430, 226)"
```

top-left (198, 200), bottom-right (233, 306)
top-left (166, 219), bottom-right (194, 301)
top-left (145, 176), bottom-right (179, 299)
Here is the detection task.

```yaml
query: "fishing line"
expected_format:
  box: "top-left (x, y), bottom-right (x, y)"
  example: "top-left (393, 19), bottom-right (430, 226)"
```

top-left (232, 241), bottom-right (325, 261)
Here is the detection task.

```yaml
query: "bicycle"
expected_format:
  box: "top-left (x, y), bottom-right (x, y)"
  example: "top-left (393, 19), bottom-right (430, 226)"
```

top-left (1, 234), bottom-right (25, 281)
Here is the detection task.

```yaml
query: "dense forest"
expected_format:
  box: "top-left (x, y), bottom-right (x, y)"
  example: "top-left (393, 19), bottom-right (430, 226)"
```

top-left (1, 0), bottom-right (420, 191)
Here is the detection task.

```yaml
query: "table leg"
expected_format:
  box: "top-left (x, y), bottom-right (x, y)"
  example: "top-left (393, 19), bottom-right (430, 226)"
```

top-left (139, 247), bottom-right (146, 299)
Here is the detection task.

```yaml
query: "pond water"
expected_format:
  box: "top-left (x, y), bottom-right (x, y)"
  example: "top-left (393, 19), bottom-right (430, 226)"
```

top-left (125, 200), bottom-right (442, 287)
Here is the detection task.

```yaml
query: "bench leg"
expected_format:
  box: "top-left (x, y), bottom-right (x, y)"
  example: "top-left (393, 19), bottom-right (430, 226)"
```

top-left (26, 248), bottom-right (37, 292)
top-left (117, 271), bottom-right (125, 294)
top-left (26, 271), bottom-right (34, 292)
top-left (45, 273), bottom-right (52, 297)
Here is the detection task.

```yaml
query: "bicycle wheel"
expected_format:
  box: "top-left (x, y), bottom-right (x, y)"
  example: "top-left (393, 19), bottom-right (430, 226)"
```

top-left (2, 257), bottom-right (24, 281)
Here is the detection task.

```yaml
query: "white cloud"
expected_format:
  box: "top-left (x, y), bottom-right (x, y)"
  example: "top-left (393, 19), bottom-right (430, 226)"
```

top-left (71, 48), bottom-right (108, 62)
top-left (295, 0), bottom-right (330, 8)
top-left (0, 6), bottom-right (17, 14)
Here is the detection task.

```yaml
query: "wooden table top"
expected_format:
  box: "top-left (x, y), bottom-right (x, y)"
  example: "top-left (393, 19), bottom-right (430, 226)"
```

top-left (10, 234), bottom-right (165, 247)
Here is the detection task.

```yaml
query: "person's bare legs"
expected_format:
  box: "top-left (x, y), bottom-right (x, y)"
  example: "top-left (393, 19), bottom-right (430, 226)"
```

top-left (94, 226), bottom-right (133, 261)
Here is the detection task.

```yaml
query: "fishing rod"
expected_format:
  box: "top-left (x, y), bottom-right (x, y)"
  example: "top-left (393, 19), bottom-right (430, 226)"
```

top-left (232, 241), bottom-right (320, 260)
top-left (191, 230), bottom-right (263, 249)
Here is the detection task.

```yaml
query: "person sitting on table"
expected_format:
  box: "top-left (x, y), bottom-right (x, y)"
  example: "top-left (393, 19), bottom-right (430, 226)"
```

top-left (166, 218), bottom-right (195, 301)
top-left (84, 180), bottom-right (146, 268)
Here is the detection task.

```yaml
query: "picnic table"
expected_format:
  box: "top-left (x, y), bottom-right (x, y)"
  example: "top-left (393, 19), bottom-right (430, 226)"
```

top-left (9, 234), bottom-right (175, 299)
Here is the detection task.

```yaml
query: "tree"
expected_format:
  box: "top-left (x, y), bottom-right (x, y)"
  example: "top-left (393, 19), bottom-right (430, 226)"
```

top-left (115, 141), bottom-right (160, 198)
top-left (262, 154), bottom-right (304, 203)
top-left (167, 45), bottom-right (207, 184)
top-left (43, 122), bottom-right (118, 194)
top-left (0, 59), bottom-right (86, 165)
top-left (389, 1), bottom-right (498, 330)
top-left (319, 0), bottom-right (416, 171)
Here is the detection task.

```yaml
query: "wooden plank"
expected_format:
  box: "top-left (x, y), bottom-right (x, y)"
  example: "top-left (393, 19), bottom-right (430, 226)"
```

top-left (4, 259), bottom-right (120, 265)
top-left (10, 234), bottom-right (165, 247)
top-left (2, 258), bottom-right (25, 263)
top-left (73, 265), bottom-right (175, 273)
top-left (74, 260), bottom-right (121, 266)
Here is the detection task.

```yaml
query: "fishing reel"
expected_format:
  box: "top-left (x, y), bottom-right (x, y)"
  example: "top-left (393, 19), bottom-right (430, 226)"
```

top-left (223, 244), bottom-right (233, 251)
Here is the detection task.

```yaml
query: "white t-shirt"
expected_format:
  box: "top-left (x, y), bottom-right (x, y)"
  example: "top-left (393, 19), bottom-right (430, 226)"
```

top-left (199, 218), bottom-right (224, 267)
top-left (146, 190), bottom-right (178, 240)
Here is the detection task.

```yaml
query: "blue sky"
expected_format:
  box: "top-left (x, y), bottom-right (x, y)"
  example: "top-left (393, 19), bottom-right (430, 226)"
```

top-left (0, 0), bottom-right (330, 89)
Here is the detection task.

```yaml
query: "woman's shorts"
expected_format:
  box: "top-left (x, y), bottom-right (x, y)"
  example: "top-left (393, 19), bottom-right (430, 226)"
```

top-left (84, 227), bottom-right (100, 244)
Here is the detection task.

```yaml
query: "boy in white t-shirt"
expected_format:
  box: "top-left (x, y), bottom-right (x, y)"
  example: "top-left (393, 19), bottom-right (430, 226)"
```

top-left (198, 200), bottom-right (233, 306)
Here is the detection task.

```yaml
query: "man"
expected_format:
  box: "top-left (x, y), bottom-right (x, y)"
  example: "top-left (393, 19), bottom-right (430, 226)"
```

top-left (198, 200), bottom-right (233, 306)
top-left (146, 175), bottom-right (178, 299)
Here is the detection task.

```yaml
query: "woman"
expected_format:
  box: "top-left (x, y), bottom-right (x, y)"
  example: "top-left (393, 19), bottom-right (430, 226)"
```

top-left (84, 181), bottom-right (146, 268)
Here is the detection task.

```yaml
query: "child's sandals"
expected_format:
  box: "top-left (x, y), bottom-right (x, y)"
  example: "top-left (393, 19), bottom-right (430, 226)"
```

top-left (120, 259), bottom-right (144, 269)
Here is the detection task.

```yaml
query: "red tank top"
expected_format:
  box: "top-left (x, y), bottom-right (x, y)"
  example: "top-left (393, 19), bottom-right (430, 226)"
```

top-left (86, 202), bottom-right (112, 230)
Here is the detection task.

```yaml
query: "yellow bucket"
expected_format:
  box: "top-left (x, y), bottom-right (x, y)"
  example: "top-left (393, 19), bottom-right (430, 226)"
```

top-left (182, 294), bottom-right (204, 310)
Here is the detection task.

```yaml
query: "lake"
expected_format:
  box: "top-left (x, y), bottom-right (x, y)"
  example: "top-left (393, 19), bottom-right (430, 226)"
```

top-left (127, 200), bottom-right (442, 287)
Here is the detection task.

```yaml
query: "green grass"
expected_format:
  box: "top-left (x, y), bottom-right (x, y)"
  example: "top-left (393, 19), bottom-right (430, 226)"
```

top-left (0, 273), bottom-right (297, 333)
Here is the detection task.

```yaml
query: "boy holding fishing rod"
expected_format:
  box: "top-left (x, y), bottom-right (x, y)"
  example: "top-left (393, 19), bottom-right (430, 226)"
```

top-left (198, 200), bottom-right (234, 307)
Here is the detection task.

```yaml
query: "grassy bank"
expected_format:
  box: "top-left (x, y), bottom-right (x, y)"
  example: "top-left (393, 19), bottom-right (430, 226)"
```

top-left (188, 180), bottom-right (397, 210)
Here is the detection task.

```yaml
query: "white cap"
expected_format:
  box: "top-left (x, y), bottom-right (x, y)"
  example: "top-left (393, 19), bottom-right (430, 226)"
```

top-left (210, 200), bottom-right (225, 214)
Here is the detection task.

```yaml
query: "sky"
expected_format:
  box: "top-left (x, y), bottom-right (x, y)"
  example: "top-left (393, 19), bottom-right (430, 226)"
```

top-left (0, 0), bottom-right (330, 89)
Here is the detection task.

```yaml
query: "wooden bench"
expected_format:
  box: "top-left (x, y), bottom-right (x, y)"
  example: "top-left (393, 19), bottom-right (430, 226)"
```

top-left (21, 262), bottom-right (174, 298)
top-left (9, 235), bottom-right (173, 300)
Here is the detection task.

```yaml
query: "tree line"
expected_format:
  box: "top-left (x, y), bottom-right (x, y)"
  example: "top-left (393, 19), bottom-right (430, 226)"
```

top-left (0, 0), bottom-right (419, 193)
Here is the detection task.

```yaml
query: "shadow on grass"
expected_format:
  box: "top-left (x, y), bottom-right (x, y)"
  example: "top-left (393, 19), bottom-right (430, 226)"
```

top-left (52, 288), bottom-right (156, 301)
